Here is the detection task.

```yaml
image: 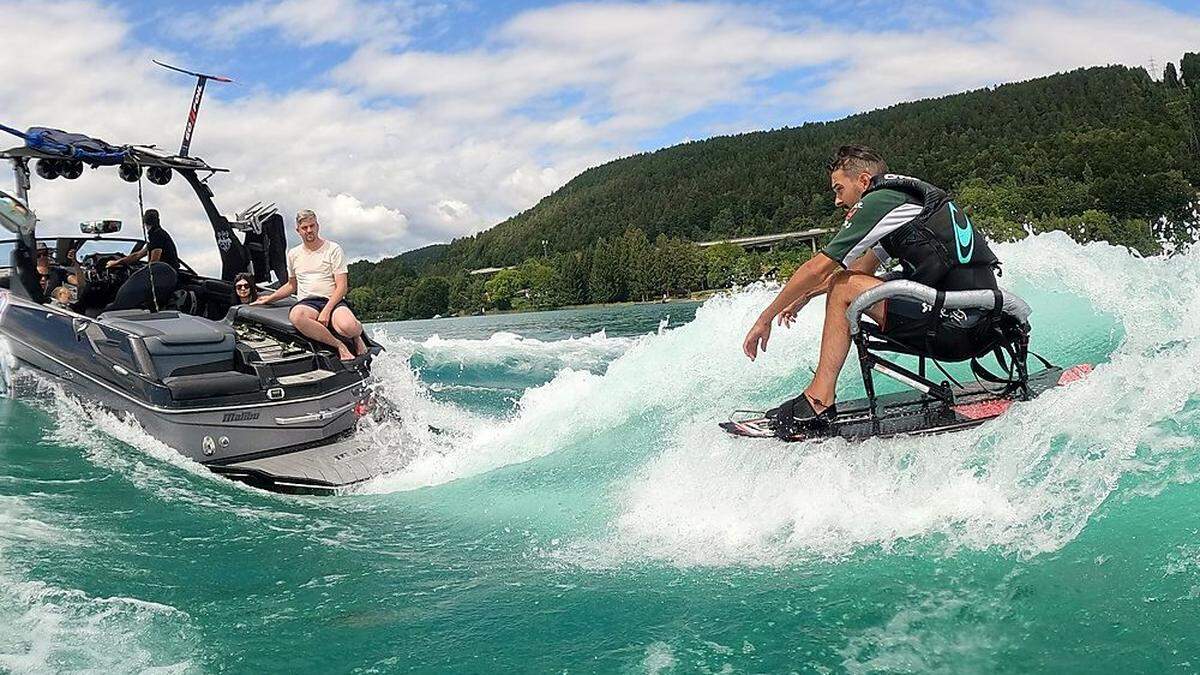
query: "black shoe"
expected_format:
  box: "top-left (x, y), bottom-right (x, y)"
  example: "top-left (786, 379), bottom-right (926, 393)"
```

top-left (772, 393), bottom-right (837, 439)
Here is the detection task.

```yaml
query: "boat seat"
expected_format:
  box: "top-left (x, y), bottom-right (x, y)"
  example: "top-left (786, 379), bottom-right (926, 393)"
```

top-left (163, 371), bottom-right (262, 401)
top-left (846, 280), bottom-right (1032, 336)
top-left (101, 310), bottom-right (229, 342)
top-left (226, 298), bottom-right (298, 334)
top-left (846, 279), bottom-right (1033, 363)
top-left (100, 310), bottom-right (239, 378)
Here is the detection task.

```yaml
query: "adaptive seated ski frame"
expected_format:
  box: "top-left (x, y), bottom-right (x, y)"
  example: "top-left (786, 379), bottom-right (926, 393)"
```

top-left (844, 279), bottom-right (1035, 432)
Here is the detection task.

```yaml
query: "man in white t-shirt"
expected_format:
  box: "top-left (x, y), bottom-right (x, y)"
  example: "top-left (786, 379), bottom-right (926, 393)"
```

top-left (254, 209), bottom-right (367, 360)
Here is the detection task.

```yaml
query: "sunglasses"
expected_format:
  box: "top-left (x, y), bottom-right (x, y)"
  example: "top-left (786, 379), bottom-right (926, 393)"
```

top-left (235, 283), bottom-right (251, 290)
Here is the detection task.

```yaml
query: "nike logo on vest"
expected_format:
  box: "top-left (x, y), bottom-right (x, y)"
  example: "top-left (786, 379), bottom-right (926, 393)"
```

top-left (948, 202), bottom-right (974, 264)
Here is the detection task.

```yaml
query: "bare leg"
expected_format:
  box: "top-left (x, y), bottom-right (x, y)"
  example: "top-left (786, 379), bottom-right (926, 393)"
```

top-left (804, 271), bottom-right (887, 412)
top-left (332, 306), bottom-right (368, 356)
top-left (290, 305), bottom-right (354, 361)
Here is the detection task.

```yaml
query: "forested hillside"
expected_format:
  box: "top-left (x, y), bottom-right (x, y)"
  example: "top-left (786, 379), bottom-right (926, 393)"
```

top-left (349, 59), bottom-right (1200, 320)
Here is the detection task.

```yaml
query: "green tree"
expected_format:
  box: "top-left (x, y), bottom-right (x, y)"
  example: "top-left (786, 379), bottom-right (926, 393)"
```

top-left (588, 237), bottom-right (626, 303)
top-left (1165, 62), bottom-right (1181, 88)
top-left (552, 250), bottom-right (590, 306)
top-left (447, 272), bottom-right (485, 315)
top-left (346, 286), bottom-right (379, 315)
top-left (519, 259), bottom-right (558, 308)
top-left (622, 228), bottom-right (655, 301)
top-left (404, 277), bottom-right (450, 319)
top-left (1181, 52), bottom-right (1200, 88)
top-left (704, 243), bottom-right (744, 289)
top-left (1033, 210), bottom-right (1161, 256)
top-left (672, 239), bottom-right (706, 293)
top-left (484, 268), bottom-right (525, 310)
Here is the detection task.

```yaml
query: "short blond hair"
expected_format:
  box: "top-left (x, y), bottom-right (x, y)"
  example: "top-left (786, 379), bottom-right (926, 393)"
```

top-left (295, 209), bottom-right (317, 224)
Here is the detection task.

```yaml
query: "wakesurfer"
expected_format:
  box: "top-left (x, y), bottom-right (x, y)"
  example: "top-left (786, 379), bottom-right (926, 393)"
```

top-left (741, 145), bottom-right (1002, 436)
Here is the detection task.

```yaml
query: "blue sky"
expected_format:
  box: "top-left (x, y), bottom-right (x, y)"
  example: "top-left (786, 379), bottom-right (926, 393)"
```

top-left (1, 0), bottom-right (1199, 273)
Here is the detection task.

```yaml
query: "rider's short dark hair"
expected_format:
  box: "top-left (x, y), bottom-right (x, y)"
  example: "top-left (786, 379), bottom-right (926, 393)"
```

top-left (827, 145), bottom-right (888, 177)
top-left (143, 208), bottom-right (160, 229)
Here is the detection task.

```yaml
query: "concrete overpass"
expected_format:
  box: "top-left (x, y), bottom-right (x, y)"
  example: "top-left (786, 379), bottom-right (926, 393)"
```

top-left (696, 228), bottom-right (833, 253)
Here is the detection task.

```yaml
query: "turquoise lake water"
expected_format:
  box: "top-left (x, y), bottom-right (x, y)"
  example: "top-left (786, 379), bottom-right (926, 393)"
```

top-left (2, 232), bottom-right (1199, 673)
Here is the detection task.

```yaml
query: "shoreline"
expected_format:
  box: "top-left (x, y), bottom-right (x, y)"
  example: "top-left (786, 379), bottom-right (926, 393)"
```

top-left (367, 290), bottom-right (720, 323)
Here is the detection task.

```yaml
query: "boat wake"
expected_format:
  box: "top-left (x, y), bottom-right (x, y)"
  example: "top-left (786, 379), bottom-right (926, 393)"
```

top-left (26, 233), bottom-right (1200, 566)
top-left (361, 233), bottom-right (1200, 566)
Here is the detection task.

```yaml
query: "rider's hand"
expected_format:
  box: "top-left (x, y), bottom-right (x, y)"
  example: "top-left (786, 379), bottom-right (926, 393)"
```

top-left (318, 308), bottom-right (332, 325)
top-left (776, 298), bottom-right (809, 328)
top-left (250, 297), bottom-right (269, 306)
top-left (742, 320), bottom-right (772, 361)
top-left (105, 259), bottom-right (120, 269)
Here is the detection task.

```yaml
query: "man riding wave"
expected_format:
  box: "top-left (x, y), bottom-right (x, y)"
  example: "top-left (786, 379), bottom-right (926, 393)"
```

top-left (742, 145), bottom-right (1002, 435)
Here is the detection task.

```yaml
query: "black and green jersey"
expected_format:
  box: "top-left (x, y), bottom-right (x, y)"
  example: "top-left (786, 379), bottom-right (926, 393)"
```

top-left (822, 188), bottom-right (921, 268)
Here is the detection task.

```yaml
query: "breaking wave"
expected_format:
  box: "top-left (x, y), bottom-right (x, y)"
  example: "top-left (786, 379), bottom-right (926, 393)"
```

top-left (358, 233), bottom-right (1200, 565)
top-left (17, 233), bottom-right (1200, 569)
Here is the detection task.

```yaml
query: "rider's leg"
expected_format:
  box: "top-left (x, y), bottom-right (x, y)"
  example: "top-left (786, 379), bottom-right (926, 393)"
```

top-left (331, 305), bottom-right (367, 356)
top-left (804, 271), bottom-right (887, 412)
top-left (290, 304), bottom-right (354, 360)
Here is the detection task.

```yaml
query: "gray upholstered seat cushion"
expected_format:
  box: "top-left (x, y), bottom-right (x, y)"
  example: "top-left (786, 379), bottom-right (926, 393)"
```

top-left (226, 298), bottom-right (298, 334)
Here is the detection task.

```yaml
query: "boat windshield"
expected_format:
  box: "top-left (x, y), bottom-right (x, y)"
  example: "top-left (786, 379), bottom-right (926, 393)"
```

top-left (0, 237), bottom-right (143, 270)
top-left (73, 239), bottom-right (140, 259)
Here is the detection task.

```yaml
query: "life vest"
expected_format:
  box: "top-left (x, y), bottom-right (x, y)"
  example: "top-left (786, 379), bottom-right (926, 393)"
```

top-left (865, 174), bottom-right (1001, 292)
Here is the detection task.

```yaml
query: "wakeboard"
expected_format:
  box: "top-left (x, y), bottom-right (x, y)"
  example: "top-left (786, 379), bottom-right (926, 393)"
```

top-left (721, 364), bottom-right (1092, 442)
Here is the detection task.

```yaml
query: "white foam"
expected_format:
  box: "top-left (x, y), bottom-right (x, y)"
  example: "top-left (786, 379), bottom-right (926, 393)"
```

top-left (362, 283), bottom-right (828, 493)
top-left (378, 329), bottom-right (633, 375)
top-left (549, 234), bottom-right (1200, 566)
top-left (0, 495), bottom-right (194, 674)
top-left (642, 641), bottom-right (678, 674)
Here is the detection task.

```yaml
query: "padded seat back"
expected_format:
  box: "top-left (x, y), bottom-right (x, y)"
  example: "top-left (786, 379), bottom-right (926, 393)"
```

top-left (100, 310), bottom-right (238, 377)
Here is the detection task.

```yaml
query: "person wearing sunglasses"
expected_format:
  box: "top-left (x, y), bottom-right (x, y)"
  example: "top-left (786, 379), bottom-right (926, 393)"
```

top-left (232, 272), bottom-right (257, 305)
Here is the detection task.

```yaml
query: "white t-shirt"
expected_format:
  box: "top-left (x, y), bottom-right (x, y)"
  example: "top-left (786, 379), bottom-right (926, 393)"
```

top-left (287, 240), bottom-right (348, 300)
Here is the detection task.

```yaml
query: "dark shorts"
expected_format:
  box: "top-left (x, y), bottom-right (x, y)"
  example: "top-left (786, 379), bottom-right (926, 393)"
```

top-left (295, 296), bottom-right (353, 314)
top-left (879, 298), bottom-right (998, 362)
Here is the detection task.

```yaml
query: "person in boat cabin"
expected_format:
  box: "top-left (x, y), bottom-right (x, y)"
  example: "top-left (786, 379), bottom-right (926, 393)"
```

top-left (741, 144), bottom-right (1002, 431)
top-left (104, 208), bottom-right (180, 311)
top-left (35, 245), bottom-right (71, 294)
top-left (232, 272), bottom-right (258, 305)
top-left (253, 209), bottom-right (367, 361)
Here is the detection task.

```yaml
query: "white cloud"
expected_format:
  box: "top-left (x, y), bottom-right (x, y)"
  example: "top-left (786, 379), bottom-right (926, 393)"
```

top-left (815, 1), bottom-right (1200, 111)
top-left (0, 0), bottom-right (1196, 277)
top-left (171, 0), bottom-right (441, 47)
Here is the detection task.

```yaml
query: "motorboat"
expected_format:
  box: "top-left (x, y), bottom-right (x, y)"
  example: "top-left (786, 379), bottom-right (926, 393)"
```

top-left (0, 124), bottom-right (392, 494)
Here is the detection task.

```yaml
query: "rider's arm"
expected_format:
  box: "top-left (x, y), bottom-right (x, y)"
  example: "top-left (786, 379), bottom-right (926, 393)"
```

top-left (111, 246), bottom-right (149, 267)
top-left (148, 247), bottom-right (163, 263)
top-left (255, 276), bottom-right (296, 304)
top-left (324, 273), bottom-right (348, 311)
top-left (756, 254), bottom-right (841, 326)
top-left (743, 254), bottom-right (840, 359)
top-left (822, 190), bottom-right (918, 268)
top-left (320, 245), bottom-right (350, 316)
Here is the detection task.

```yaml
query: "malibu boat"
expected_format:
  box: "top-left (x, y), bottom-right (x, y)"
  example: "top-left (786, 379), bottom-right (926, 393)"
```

top-left (0, 122), bottom-right (393, 494)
